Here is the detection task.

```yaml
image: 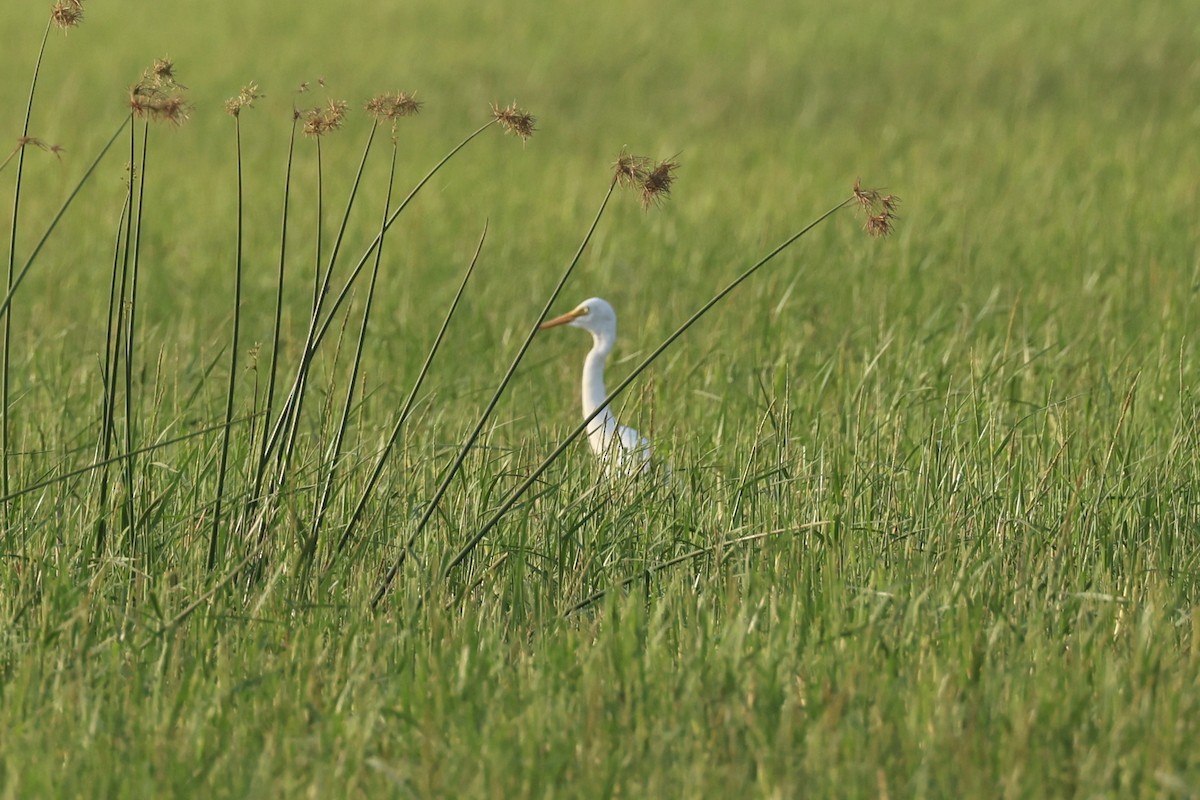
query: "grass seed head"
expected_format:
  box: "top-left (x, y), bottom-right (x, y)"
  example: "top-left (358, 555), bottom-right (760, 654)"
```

top-left (150, 58), bottom-right (186, 89)
top-left (639, 157), bottom-right (679, 209)
top-left (864, 212), bottom-right (895, 238)
top-left (366, 92), bottom-right (422, 122)
top-left (50, 0), bottom-right (84, 29)
top-left (491, 102), bottom-right (536, 141)
top-left (129, 58), bottom-right (191, 125)
top-left (303, 99), bottom-right (349, 137)
top-left (852, 178), bottom-right (900, 237)
top-left (2, 137), bottom-right (65, 173)
top-left (852, 177), bottom-right (881, 211)
top-left (613, 147), bottom-right (651, 187)
top-left (225, 82), bottom-right (263, 117)
top-left (15, 136), bottom-right (65, 159)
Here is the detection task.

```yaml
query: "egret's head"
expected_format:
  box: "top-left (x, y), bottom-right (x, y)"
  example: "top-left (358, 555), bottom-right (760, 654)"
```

top-left (539, 297), bottom-right (617, 340)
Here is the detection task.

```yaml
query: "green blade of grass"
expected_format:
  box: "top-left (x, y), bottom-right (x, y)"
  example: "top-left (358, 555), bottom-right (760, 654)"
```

top-left (437, 197), bottom-right (853, 589)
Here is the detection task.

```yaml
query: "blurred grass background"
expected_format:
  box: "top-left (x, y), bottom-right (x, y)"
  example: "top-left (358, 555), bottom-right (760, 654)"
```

top-left (1, 0), bottom-right (1199, 796)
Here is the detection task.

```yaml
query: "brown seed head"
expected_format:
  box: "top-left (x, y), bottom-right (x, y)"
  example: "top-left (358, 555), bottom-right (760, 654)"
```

top-left (225, 82), bottom-right (263, 117)
top-left (491, 102), bottom-right (536, 142)
top-left (50, 0), bottom-right (84, 29)
top-left (151, 59), bottom-right (181, 87)
top-left (639, 158), bottom-right (679, 209)
top-left (864, 212), bottom-right (894, 238)
top-left (128, 90), bottom-right (175, 124)
top-left (851, 179), bottom-right (900, 238)
top-left (128, 58), bottom-right (190, 125)
top-left (12, 136), bottom-right (65, 162)
top-left (365, 92), bottom-right (422, 122)
top-left (129, 87), bottom-right (190, 125)
top-left (303, 99), bottom-right (349, 137)
top-left (613, 147), bottom-right (651, 187)
top-left (852, 177), bottom-right (880, 211)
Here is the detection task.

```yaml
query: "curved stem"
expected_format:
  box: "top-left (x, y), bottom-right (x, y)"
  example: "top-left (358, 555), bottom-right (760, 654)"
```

top-left (209, 116), bottom-right (246, 571)
top-left (370, 179), bottom-right (619, 607)
top-left (439, 197), bottom-right (853, 586)
top-left (333, 220), bottom-right (488, 559)
top-left (3, 20), bottom-right (53, 506)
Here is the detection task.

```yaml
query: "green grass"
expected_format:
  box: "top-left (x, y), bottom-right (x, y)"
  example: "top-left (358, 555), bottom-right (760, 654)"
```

top-left (2, 0), bottom-right (1199, 796)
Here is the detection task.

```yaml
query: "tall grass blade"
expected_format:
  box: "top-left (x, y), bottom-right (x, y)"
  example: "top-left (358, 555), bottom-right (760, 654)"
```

top-left (305, 143), bottom-right (398, 562)
top-left (3, 20), bottom-right (53, 506)
top-left (333, 220), bottom-right (488, 561)
top-left (437, 197), bottom-right (853, 588)
top-left (208, 115), bottom-right (246, 571)
top-left (370, 179), bottom-right (618, 606)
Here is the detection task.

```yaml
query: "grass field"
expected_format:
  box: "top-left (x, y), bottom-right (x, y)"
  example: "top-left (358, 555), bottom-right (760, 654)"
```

top-left (1, 0), bottom-right (1199, 796)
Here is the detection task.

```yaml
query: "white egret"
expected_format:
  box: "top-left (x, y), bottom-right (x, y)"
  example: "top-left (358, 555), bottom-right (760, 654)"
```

top-left (539, 297), bottom-right (652, 474)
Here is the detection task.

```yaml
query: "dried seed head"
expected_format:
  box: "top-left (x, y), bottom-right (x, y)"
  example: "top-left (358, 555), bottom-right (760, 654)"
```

top-left (491, 102), bottom-right (536, 142)
top-left (851, 179), bottom-right (900, 238)
top-left (303, 99), bottom-right (349, 137)
top-left (151, 59), bottom-right (180, 87)
top-left (864, 212), bottom-right (894, 238)
top-left (639, 157), bottom-right (679, 209)
top-left (852, 177), bottom-right (880, 211)
top-left (613, 147), bottom-right (651, 187)
top-left (225, 82), bottom-right (263, 117)
top-left (12, 136), bottom-right (65, 162)
top-left (129, 89), bottom-right (190, 126)
top-left (50, 0), bottom-right (84, 29)
top-left (129, 58), bottom-right (191, 125)
top-left (365, 92), bottom-right (422, 122)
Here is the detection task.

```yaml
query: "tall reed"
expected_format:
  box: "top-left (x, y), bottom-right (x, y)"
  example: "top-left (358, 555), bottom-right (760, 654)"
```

top-left (370, 147), bottom-right (678, 606)
top-left (305, 94), bottom-right (419, 563)
top-left (430, 181), bottom-right (898, 599)
top-left (4, 4), bottom-right (82, 512)
top-left (207, 84), bottom-right (261, 570)
top-left (239, 102), bottom-right (533, 560)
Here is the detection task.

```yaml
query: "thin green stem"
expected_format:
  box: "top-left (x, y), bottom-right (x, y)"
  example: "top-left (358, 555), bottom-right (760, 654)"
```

top-left (94, 183), bottom-right (132, 558)
top-left (435, 197), bottom-right (854, 591)
top-left (333, 220), bottom-right (488, 560)
top-left (305, 142), bottom-right (398, 561)
top-left (312, 137), bottom-right (323, 315)
top-left (0, 412), bottom-right (262, 506)
top-left (0, 116), bottom-right (131, 321)
top-left (369, 179), bottom-right (618, 607)
top-left (242, 117), bottom-right (298, 531)
top-left (274, 123), bottom-right (379, 484)
top-left (96, 123), bottom-right (140, 557)
top-left (209, 115), bottom-right (246, 571)
top-left (257, 123), bottom-right (377, 486)
top-left (3, 19), bottom-right (53, 507)
top-left (257, 119), bottom-right (495, 473)
top-left (563, 523), bottom-right (829, 616)
top-left (123, 123), bottom-right (150, 553)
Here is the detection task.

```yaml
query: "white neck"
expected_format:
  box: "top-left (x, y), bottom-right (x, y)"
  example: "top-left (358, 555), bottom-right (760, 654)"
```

top-left (581, 333), bottom-right (616, 454)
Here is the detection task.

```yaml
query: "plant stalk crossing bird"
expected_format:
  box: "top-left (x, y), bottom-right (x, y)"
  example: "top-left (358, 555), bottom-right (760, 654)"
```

top-left (539, 298), bottom-right (652, 474)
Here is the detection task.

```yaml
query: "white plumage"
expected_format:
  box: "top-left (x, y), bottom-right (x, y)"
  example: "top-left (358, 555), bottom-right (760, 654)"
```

top-left (539, 297), bottom-right (652, 474)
